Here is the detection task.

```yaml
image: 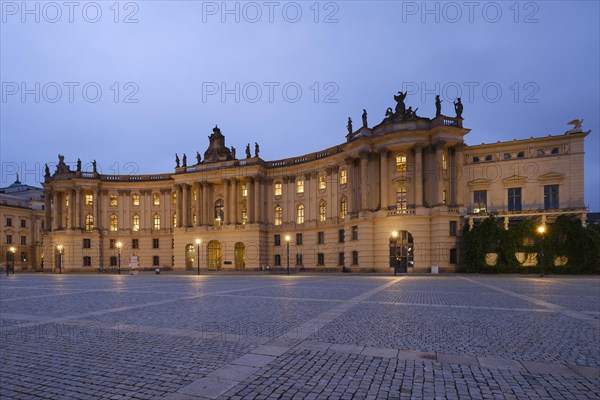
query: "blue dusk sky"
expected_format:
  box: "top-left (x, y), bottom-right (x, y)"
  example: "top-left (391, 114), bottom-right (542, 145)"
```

top-left (1, 1), bottom-right (599, 210)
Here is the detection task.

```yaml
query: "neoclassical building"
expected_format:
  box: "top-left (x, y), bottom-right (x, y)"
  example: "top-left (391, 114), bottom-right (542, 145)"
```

top-left (41, 94), bottom-right (589, 273)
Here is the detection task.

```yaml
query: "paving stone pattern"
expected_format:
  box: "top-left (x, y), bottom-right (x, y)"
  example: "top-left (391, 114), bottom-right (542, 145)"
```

top-left (1, 274), bottom-right (598, 399)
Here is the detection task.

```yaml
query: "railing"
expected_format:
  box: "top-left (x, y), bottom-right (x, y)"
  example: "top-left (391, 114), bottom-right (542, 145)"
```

top-left (387, 209), bottom-right (416, 216)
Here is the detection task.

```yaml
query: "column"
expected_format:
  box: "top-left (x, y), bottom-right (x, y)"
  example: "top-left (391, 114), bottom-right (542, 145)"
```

top-left (183, 184), bottom-right (190, 227)
top-left (93, 189), bottom-right (99, 230)
top-left (45, 191), bottom-right (52, 230)
top-left (246, 177), bottom-right (255, 223)
top-left (436, 140), bottom-right (445, 206)
top-left (231, 178), bottom-right (238, 224)
top-left (379, 149), bottom-right (389, 210)
top-left (254, 177), bottom-right (262, 223)
top-left (176, 184), bottom-right (183, 227)
top-left (202, 182), bottom-right (210, 225)
top-left (413, 144), bottom-right (423, 207)
top-left (359, 152), bottom-right (369, 211)
top-left (223, 178), bottom-right (230, 225)
top-left (454, 143), bottom-right (464, 206)
top-left (77, 188), bottom-right (83, 229)
top-left (195, 182), bottom-right (202, 226)
top-left (345, 157), bottom-right (355, 214)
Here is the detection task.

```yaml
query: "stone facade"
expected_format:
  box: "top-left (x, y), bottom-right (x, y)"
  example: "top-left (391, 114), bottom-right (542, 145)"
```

top-left (40, 98), bottom-right (589, 273)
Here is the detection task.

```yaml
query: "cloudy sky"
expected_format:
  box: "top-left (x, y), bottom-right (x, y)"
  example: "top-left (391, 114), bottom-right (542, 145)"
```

top-left (1, 1), bottom-right (599, 210)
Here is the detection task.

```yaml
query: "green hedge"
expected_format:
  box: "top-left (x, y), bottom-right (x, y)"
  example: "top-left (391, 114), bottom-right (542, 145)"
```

top-left (463, 215), bottom-right (600, 274)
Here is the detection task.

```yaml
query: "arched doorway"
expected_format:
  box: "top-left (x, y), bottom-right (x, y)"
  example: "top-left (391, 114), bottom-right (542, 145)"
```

top-left (185, 244), bottom-right (195, 270)
top-left (390, 231), bottom-right (414, 273)
top-left (234, 242), bottom-right (246, 270)
top-left (207, 240), bottom-right (222, 271)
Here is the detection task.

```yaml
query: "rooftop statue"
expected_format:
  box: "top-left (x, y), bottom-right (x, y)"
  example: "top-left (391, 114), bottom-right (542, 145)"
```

top-left (435, 95), bottom-right (442, 116)
top-left (567, 119), bottom-right (583, 131)
top-left (204, 125), bottom-right (233, 163)
top-left (175, 154), bottom-right (180, 168)
top-left (347, 117), bottom-right (353, 134)
top-left (76, 158), bottom-right (82, 172)
top-left (56, 154), bottom-right (71, 173)
top-left (92, 160), bottom-right (97, 173)
top-left (246, 144), bottom-right (251, 158)
top-left (44, 164), bottom-right (50, 178)
top-left (182, 153), bottom-right (187, 167)
top-left (231, 146), bottom-right (236, 159)
top-left (394, 91), bottom-right (407, 116)
top-left (454, 98), bottom-right (463, 118)
top-left (196, 152), bottom-right (201, 164)
top-left (255, 142), bottom-right (260, 158)
top-left (362, 109), bottom-right (368, 128)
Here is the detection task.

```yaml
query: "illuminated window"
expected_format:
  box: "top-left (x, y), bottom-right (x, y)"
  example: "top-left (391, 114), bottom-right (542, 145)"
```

top-left (473, 191), bottom-right (487, 213)
top-left (85, 214), bottom-right (93, 231)
top-left (65, 194), bottom-right (69, 207)
top-left (193, 189), bottom-right (197, 201)
top-left (132, 194), bottom-right (140, 206)
top-left (296, 204), bottom-right (305, 224)
top-left (395, 153), bottom-right (407, 172)
top-left (153, 214), bottom-right (161, 230)
top-left (297, 179), bottom-right (304, 194)
top-left (110, 195), bottom-right (117, 206)
top-left (193, 214), bottom-right (196, 225)
top-left (339, 169), bottom-right (347, 185)
top-left (396, 187), bottom-right (408, 210)
top-left (319, 200), bottom-right (327, 222)
top-left (109, 214), bottom-right (118, 231)
top-left (173, 213), bottom-right (177, 227)
top-left (274, 182), bottom-right (282, 197)
top-left (172, 192), bottom-right (177, 205)
top-left (340, 197), bottom-right (348, 219)
top-left (443, 189), bottom-right (447, 205)
top-left (274, 206), bottom-right (282, 226)
top-left (442, 153), bottom-right (447, 171)
top-left (214, 199), bottom-right (224, 222)
top-left (319, 176), bottom-right (326, 190)
top-left (153, 193), bottom-right (160, 206)
top-left (242, 203), bottom-right (247, 225)
top-left (242, 184), bottom-right (247, 197)
top-left (85, 194), bottom-right (93, 206)
top-left (132, 214), bottom-right (140, 231)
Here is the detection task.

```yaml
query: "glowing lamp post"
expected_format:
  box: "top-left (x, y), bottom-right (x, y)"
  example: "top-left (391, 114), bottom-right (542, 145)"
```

top-left (196, 238), bottom-right (201, 275)
top-left (57, 244), bottom-right (63, 274)
top-left (116, 241), bottom-right (122, 275)
top-left (8, 246), bottom-right (16, 276)
top-left (285, 235), bottom-right (291, 275)
top-left (391, 231), bottom-right (398, 276)
top-left (537, 225), bottom-right (545, 277)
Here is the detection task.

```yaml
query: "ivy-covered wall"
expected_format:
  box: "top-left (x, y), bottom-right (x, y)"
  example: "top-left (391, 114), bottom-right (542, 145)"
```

top-left (463, 216), bottom-right (600, 274)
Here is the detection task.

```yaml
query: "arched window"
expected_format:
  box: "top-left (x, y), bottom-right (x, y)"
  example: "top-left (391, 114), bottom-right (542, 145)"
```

top-left (274, 205), bottom-right (282, 226)
top-left (109, 214), bottom-right (118, 231)
top-left (296, 204), bottom-right (305, 224)
top-left (214, 199), bottom-right (224, 221)
top-left (396, 187), bottom-right (408, 210)
top-left (153, 214), bottom-right (161, 230)
top-left (132, 214), bottom-right (140, 231)
top-left (319, 200), bottom-right (327, 222)
top-left (85, 214), bottom-right (94, 231)
top-left (153, 193), bottom-right (160, 206)
top-left (340, 197), bottom-right (348, 219)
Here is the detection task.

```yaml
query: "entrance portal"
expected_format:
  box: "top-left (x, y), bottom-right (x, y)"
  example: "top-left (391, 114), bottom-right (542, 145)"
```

top-left (390, 231), bottom-right (414, 273)
top-left (185, 244), bottom-right (194, 270)
top-left (234, 242), bottom-right (246, 270)
top-left (207, 240), bottom-right (222, 271)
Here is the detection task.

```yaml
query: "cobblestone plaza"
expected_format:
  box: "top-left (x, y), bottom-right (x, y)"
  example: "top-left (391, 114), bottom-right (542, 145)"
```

top-left (1, 274), bottom-right (598, 399)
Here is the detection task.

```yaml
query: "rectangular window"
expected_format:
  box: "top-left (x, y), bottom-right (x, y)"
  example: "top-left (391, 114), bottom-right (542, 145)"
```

top-left (132, 239), bottom-right (139, 249)
top-left (274, 254), bottom-right (281, 266)
top-left (20, 219), bottom-right (26, 228)
top-left (242, 184), bottom-right (247, 197)
top-left (449, 221), bottom-right (457, 237)
top-left (296, 179), bottom-right (304, 194)
top-left (6, 235), bottom-right (12, 245)
top-left (153, 256), bottom-right (160, 266)
top-left (172, 192), bottom-right (177, 205)
top-left (395, 154), bottom-right (407, 172)
top-left (338, 252), bottom-right (345, 266)
top-left (110, 195), bottom-right (118, 206)
top-left (544, 185), bottom-right (559, 210)
top-left (351, 225), bottom-right (358, 240)
top-left (152, 238), bottom-right (159, 249)
top-left (85, 194), bottom-right (93, 206)
top-left (153, 193), bottom-right (160, 206)
top-left (83, 256), bottom-right (92, 267)
top-left (319, 176), bottom-right (326, 190)
top-left (296, 254), bottom-right (303, 266)
top-left (442, 153), bottom-right (447, 170)
top-left (352, 251), bottom-right (359, 265)
top-left (339, 169), bottom-right (347, 185)
top-left (20, 236), bottom-right (26, 245)
top-left (132, 194), bottom-right (140, 206)
top-left (296, 233), bottom-right (303, 245)
top-left (508, 188), bottom-right (522, 212)
top-left (6, 218), bottom-right (12, 227)
top-left (274, 234), bottom-right (281, 247)
top-left (21, 252), bottom-right (27, 262)
top-left (110, 256), bottom-right (117, 267)
top-left (274, 183), bottom-right (282, 197)
top-left (317, 231), bottom-right (324, 245)
top-left (450, 248), bottom-right (458, 264)
top-left (473, 190), bottom-right (487, 213)
top-left (338, 229), bottom-right (345, 243)
top-left (317, 253), bottom-right (325, 266)
top-left (83, 239), bottom-right (91, 249)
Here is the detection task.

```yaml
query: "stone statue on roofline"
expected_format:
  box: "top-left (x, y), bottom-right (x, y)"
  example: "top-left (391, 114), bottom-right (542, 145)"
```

top-left (175, 154), bottom-right (180, 168)
top-left (347, 117), bottom-right (353, 134)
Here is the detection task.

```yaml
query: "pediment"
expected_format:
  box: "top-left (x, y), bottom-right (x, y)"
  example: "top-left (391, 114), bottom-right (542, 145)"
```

top-left (502, 175), bottom-right (527, 185)
top-left (538, 172), bottom-right (566, 182)
top-left (468, 178), bottom-right (492, 187)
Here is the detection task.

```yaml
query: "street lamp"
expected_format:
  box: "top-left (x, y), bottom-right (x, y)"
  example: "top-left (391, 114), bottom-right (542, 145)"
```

top-left (196, 238), bottom-right (201, 275)
top-left (285, 235), bottom-right (291, 275)
top-left (8, 246), bottom-right (16, 276)
top-left (537, 225), bottom-right (546, 277)
top-left (391, 231), bottom-right (398, 276)
top-left (116, 241), bottom-right (122, 274)
top-left (56, 244), bottom-right (63, 274)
